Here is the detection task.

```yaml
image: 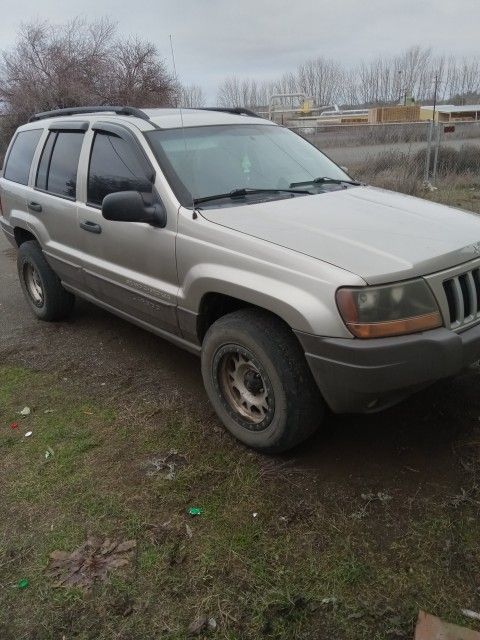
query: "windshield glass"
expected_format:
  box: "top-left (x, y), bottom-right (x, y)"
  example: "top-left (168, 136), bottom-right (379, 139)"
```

top-left (146, 124), bottom-right (352, 207)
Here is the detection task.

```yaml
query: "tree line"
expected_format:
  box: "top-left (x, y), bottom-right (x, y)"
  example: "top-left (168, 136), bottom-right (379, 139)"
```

top-left (1, 19), bottom-right (478, 159)
top-left (216, 46), bottom-right (480, 110)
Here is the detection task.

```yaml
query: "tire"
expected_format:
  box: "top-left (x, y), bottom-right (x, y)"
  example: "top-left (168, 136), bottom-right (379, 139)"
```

top-left (17, 240), bottom-right (75, 321)
top-left (201, 308), bottom-right (324, 453)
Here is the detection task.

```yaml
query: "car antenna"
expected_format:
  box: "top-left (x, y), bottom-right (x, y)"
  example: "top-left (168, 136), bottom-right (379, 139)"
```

top-left (169, 35), bottom-right (197, 219)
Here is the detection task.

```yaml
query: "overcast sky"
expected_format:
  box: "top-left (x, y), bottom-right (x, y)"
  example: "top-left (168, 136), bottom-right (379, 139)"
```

top-left (0, 0), bottom-right (478, 101)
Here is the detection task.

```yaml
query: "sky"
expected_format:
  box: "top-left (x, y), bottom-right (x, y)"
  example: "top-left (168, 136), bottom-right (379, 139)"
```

top-left (0, 0), bottom-right (478, 102)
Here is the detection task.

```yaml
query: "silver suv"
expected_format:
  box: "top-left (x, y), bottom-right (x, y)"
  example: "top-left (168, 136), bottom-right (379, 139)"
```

top-left (2, 105), bottom-right (480, 452)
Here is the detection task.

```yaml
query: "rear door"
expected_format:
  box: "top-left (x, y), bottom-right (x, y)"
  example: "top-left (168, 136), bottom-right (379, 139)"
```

top-left (76, 122), bottom-right (179, 335)
top-left (29, 122), bottom-right (87, 289)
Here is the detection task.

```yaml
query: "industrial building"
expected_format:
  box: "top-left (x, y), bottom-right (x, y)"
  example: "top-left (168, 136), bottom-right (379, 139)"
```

top-left (420, 104), bottom-right (480, 122)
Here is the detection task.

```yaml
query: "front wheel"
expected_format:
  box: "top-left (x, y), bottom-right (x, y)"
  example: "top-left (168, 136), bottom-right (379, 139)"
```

top-left (201, 309), bottom-right (324, 453)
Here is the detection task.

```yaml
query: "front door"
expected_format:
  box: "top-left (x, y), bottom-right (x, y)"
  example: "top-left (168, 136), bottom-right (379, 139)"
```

top-left (76, 124), bottom-right (179, 335)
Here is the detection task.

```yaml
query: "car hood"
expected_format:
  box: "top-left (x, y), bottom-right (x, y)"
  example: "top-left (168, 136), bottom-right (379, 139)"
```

top-left (200, 186), bottom-right (480, 284)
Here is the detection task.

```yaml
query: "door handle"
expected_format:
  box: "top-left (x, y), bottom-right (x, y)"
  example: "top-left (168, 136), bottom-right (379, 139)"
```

top-left (28, 201), bottom-right (42, 213)
top-left (80, 220), bottom-right (102, 234)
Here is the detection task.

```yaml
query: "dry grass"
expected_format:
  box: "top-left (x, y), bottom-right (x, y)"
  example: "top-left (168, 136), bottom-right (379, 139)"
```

top-left (345, 144), bottom-right (480, 208)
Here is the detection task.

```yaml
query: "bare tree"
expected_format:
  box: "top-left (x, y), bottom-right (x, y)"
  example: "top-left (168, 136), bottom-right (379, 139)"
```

top-left (0, 17), bottom-right (177, 145)
top-left (296, 57), bottom-right (344, 106)
top-left (217, 75), bottom-right (242, 107)
top-left (179, 84), bottom-right (206, 108)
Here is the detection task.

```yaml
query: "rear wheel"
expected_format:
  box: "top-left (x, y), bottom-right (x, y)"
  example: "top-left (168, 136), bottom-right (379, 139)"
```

top-left (17, 240), bottom-right (75, 321)
top-left (201, 309), bottom-right (324, 453)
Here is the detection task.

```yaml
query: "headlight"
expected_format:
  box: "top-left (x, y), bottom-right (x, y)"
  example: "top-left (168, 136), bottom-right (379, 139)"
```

top-left (336, 279), bottom-right (442, 338)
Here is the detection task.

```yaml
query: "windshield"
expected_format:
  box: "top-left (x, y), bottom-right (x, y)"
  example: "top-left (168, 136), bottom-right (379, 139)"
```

top-left (145, 124), bottom-right (352, 207)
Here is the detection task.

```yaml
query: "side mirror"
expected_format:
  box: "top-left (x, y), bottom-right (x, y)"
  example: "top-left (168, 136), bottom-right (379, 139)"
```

top-left (102, 191), bottom-right (167, 227)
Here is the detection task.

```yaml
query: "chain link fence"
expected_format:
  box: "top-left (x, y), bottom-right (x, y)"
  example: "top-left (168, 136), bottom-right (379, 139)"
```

top-left (292, 121), bottom-right (480, 205)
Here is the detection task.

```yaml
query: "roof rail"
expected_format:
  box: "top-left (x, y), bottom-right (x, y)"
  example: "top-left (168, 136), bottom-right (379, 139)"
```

top-left (200, 107), bottom-right (262, 118)
top-left (28, 105), bottom-right (151, 123)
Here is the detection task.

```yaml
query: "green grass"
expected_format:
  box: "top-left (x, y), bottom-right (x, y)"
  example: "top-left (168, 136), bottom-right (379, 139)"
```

top-left (1, 365), bottom-right (480, 639)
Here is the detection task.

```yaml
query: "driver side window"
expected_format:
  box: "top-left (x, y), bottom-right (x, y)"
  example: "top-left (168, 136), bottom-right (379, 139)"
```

top-left (87, 132), bottom-right (152, 207)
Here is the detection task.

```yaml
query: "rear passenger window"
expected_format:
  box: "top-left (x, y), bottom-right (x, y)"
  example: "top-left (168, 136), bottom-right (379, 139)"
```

top-left (3, 129), bottom-right (42, 185)
top-left (87, 132), bottom-right (152, 206)
top-left (35, 131), bottom-right (84, 199)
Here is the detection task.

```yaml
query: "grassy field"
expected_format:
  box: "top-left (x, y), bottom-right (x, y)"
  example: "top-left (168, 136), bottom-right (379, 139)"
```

top-left (2, 364), bottom-right (480, 640)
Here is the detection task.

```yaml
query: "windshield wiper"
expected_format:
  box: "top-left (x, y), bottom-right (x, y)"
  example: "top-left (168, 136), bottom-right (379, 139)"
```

top-left (193, 187), bottom-right (311, 206)
top-left (289, 176), bottom-right (361, 188)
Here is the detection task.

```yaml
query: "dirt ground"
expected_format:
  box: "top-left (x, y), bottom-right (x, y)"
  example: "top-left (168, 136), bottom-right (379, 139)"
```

top-left (1, 218), bottom-right (480, 639)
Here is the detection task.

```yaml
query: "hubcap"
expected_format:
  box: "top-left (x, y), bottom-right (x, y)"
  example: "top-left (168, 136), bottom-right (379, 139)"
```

top-left (24, 263), bottom-right (44, 306)
top-left (218, 348), bottom-right (272, 426)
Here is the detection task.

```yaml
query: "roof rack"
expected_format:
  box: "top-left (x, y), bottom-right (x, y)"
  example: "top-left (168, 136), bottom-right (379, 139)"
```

top-left (200, 107), bottom-right (262, 118)
top-left (28, 105), bottom-right (151, 123)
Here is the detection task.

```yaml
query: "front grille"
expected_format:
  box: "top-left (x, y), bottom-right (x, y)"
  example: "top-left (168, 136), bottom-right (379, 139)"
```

top-left (442, 268), bottom-right (480, 328)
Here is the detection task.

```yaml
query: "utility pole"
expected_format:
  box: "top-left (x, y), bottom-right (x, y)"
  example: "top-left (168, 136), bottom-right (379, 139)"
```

top-left (432, 73), bottom-right (439, 123)
top-left (424, 73), bottom-right (440, 187)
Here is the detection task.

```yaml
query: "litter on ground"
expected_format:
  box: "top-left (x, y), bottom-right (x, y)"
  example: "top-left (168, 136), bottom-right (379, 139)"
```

top-left (462, 610), bottom-right (480, 621)
top-left (414, 610), bottom-right (480, 640)
top-left (19, 407), bottom-right (31, 416)
top-left (45, 447), bottom-right (54, 460)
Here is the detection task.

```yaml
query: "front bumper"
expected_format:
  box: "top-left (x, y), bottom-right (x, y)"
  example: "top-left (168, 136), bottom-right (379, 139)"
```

top-left (295, 324), bottom-right (480, 413)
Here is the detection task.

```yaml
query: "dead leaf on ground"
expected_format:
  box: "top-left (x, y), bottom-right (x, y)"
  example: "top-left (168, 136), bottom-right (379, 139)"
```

top-left (46, 536), bottom-right (136, 589)
top-left (188, 615), bottom-right (208, 636)
top-left (188, 615), bottom-right (217, 636)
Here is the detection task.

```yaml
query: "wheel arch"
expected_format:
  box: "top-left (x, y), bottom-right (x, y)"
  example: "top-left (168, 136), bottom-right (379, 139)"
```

top-left (194, 286), bottom-right (314, 345)
top-left (14, 226), bottom-right (38, 247)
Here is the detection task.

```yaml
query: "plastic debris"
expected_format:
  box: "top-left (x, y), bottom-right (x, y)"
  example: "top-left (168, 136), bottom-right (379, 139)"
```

top-left (45, 447), bottom-right (54, 460)
top-left (19, 407), bottom-right (31, 416)
top-left (252, 512), bottom-right (258, 518)
top-left (415, 610), bottom-right (480, 640)
top-left (9, 422), bottom-right (19, 430)
top-left (462, 610), bottom-right (480, 621)
top-left (17, 579), bottom-right (29, 590)
top-left (24, 431), bottom-right (33, 438)
top-left (208, 618), bottom-right (217, 631)
top-left (187, 507), bottom-right (203, 517)
top-left (185, 524), bottom-right (193, 539)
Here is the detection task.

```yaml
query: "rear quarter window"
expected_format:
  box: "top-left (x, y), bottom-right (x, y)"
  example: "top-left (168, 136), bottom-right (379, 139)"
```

top-left (3, 129), bottom-right (43, 185)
